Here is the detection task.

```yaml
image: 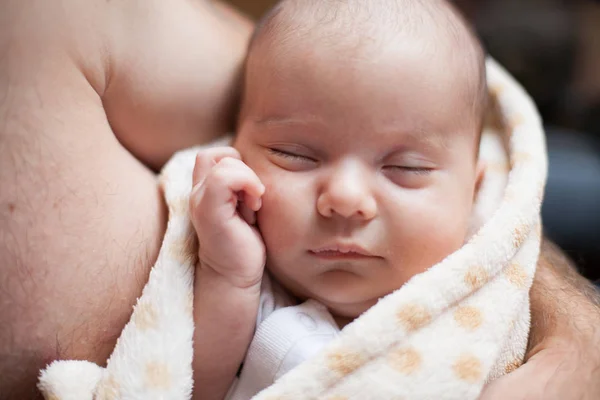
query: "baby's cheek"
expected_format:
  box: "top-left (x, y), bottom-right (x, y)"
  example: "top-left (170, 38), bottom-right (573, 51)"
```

top-left (390, 199), bottom-right (469, 264)
top-left (257, 181), bottom-right (307, 254)
top-left (422, 206), bottom-right (471, 255)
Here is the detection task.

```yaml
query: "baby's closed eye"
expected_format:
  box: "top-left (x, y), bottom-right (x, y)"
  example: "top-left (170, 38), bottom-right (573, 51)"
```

top-left (267, 147), bottom-right (318, 171)
top-left (383, 165), bottom-right (434, 175)
top-left (381, 161), bottom-right (437, 188)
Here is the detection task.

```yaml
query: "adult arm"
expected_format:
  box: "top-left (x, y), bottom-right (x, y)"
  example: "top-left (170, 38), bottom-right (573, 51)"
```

top-left (480, 238), bottom-right (600, 399)
top-left (0, 1), bottom-right (251, 398)
top-left (0, 2), bottom-right (160, 399)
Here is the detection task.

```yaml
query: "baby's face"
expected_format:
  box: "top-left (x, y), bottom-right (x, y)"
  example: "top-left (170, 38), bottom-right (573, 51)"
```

top-left (235, 36), bottom-right (482, 319)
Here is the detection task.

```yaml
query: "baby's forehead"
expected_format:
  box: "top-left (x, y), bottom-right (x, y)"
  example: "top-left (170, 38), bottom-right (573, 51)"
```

top-left (246, 0), bottom-right (486, 126)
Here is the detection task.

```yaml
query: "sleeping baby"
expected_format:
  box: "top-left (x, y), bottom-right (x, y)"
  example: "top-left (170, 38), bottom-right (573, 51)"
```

top-left (190, 0), bottom-right (490, 398)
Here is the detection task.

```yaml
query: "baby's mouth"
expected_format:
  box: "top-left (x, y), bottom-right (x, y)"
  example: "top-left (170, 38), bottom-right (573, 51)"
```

top-left (310, 251), bottom-right (372, 260)
top-left (309, 243), bottom-right (377, 259)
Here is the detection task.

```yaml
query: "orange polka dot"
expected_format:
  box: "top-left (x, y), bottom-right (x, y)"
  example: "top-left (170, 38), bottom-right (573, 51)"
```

top-left (169, 234), bottom-right (199, 266)
top-left (486, 162), bottom-right (510, 175)
top-left (396, 304), bottom-right (432, 332)
top-left (96, 375), bottom-right (120, 400)
top-left (134, 301), bottom-right (158, 331)
top-left (510, 152), bottom-right (534, 170)
top-left (504, 359), bottom-right (522, 374)
top-left (489, 84), bottom-right (505, 98)
top-left (464, 266), bottom-right (489, 290)
top-left (145, 362), bottom-right (172, 390)
top-left (169, 195), bottom-right (190, 217)
top-left (508, 114), bottom-right (525, 132)
top-left (453, 354), bottom-right (482, 383)
top-left (505, 262), bottom-right (528, 288)
top-left (185, 291), bottom-right (194, 316)
top-left (513, 152), bottom-right (533, 163)
top-left (512, 224), bottom-right (529, 248)
top-left (326, 349), bottom-right (366, 377)
top-left (503, 187), bottom-right (516, 203)
top-left (168, 240), bottom-right (186, 264)
top-left (389, 347), bottom-right (422, 375)
top-left (454, 306), bottom-right (483, 331)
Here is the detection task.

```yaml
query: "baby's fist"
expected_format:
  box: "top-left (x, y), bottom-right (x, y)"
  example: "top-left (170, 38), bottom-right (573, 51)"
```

top-left (190, 147), bottom-right (266, 289)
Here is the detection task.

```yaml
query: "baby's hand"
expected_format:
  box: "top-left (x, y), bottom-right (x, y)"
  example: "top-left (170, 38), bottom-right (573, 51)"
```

top-left (190, 147), bottom-right (266, 289)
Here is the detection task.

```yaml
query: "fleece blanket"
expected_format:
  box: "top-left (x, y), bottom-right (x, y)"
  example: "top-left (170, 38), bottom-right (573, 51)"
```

top-left (37, 57), bottom-right (548, 400)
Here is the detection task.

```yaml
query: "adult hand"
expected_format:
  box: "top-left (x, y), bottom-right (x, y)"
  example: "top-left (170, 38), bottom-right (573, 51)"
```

top-left (480, 339), bottom-right (600, 399)
top-left (480, 239), bottom-right (600, 399)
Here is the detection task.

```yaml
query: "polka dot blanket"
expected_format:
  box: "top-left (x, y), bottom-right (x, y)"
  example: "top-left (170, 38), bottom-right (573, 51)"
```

top-left (37, 58), bottom-right (548, 400)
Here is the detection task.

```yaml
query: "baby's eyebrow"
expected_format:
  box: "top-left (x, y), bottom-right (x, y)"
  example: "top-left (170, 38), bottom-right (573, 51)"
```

top-left (378, 127), bottom-right (451, 153)
top-left (252, 116), bottom-right (451, 152)
top-left (404, 129), bottom-right (450, 150)
top-left (253, 115), bottom-right (325, 128)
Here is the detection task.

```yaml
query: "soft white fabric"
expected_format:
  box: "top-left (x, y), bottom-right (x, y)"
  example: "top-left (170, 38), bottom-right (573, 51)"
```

top-left (37, 58), bottom-right (547, 400)
top-left (227, 275), bottom-right (340, 400)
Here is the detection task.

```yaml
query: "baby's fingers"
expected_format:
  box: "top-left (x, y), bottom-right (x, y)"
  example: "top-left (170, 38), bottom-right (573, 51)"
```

top-left (238, 195), bottom-right (257, 226)
top-left (192, 146), bottom-right (241, 187)
top-left (211, 157), bottom-right (265, 200)
top-left (194, 158), bottom-right (265, 225)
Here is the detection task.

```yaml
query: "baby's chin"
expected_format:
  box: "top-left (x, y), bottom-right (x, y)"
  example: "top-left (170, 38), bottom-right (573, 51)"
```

top-left (285, 270), bottom-right (383, 320)
top-left (319, 296), bottom-right (380, 323)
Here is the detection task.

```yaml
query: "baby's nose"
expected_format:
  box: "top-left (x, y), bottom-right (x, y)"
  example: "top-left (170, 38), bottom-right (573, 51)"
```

top-left (316, 165), bottom-right (377, 220)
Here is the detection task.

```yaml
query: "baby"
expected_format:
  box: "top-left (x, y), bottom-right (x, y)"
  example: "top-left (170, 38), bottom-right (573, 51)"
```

top-left (190, 0), bottom-right (487, 398)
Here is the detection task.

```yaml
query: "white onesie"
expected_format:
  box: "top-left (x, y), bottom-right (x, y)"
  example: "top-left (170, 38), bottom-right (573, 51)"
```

top-left (226, 274), bottom-right (341, 400)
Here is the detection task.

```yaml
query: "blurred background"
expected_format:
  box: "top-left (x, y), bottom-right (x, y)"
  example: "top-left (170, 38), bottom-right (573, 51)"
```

top-left (221, 0), bottom-right (600, 281)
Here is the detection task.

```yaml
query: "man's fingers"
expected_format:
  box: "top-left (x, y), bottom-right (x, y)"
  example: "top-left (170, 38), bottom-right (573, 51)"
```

top-left (478, 353), bottom-right (567, 400)
top-left (192, 147), bottom-right (241, 186)
top-left (479, 371), bottom-right (526, 400)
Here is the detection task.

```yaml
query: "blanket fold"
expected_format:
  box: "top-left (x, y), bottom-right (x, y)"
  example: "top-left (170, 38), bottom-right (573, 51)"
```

top-left (37, 57), bottom-right (548, 400)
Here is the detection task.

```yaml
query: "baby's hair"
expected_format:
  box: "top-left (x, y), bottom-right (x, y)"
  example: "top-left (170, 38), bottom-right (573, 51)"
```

top-left (244, 0), bottom-right (488, 144)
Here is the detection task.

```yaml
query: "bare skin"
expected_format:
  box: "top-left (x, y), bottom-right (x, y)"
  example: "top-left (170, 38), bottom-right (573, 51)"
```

top-left (0, 1), bottom-right (598, 399)
top-left (479, 239), bottom-right (600, 400)
top-left (0, 1), bottom-right (251, 398)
